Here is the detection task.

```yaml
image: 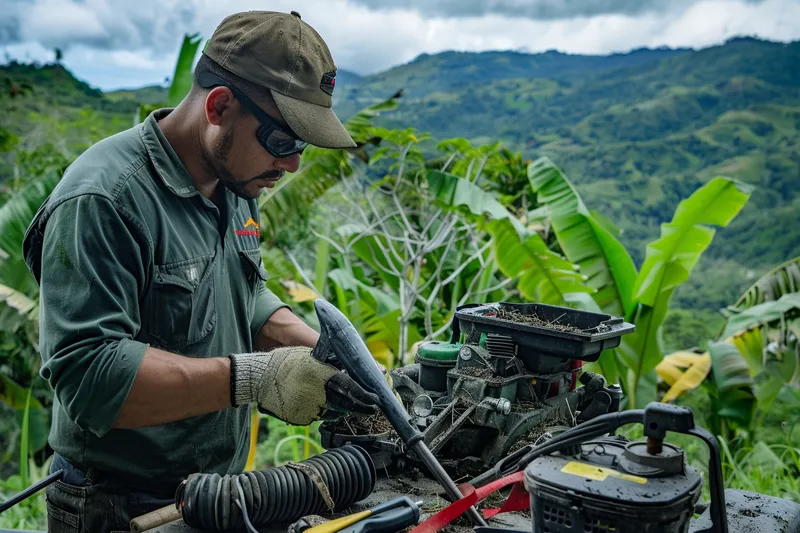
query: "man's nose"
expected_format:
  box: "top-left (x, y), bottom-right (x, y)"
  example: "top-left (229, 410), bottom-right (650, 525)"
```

top-left (273, 153), bottom-right (301, 173)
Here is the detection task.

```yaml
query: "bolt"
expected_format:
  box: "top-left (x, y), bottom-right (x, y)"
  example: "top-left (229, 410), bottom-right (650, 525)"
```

top-left (485, 397), bottom-right (512, 414)
top-left (497, 398), bottom-right (511, 414)
top-left (459, 347), bottom-right (472, 360)
top-left (646, 437), bottom-right (663, 455)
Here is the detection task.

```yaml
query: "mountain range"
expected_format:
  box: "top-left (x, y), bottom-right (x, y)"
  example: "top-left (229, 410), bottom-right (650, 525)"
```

top-left (2, 36), bottom-right (799, 324)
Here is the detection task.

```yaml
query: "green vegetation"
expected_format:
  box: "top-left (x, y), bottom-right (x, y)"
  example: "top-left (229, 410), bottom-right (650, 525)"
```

top-left (1, 33), bottom-right (799, 528)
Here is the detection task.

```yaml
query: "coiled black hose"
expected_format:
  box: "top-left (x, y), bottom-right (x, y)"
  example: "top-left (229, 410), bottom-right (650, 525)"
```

top-left (176, 445), bottom-right (376, 532)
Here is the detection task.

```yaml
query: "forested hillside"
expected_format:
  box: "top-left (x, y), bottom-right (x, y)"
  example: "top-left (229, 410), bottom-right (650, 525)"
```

top-left (331, 37), bottom-right (800, 320)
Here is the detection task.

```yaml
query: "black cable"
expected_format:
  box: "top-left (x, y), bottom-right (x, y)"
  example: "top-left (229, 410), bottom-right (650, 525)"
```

top-left (515, 409), bottom-right (644, 470)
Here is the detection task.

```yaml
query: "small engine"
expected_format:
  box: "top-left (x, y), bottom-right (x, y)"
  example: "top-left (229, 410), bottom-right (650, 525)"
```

top-left (321, 302), bottom-right (634, 476)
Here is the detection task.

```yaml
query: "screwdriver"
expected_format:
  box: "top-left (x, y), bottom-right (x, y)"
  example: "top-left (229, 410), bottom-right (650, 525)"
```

top-left (300, 497), bottom-right (422, 533)
top-left (312, 299), bottom-right (488, 527)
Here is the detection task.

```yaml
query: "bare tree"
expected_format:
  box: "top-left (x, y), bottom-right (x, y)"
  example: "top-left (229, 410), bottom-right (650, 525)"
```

top-left (317, 144), bottom-right (511, 364)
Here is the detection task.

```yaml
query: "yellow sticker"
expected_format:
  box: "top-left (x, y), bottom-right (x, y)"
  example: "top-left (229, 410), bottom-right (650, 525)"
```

top-left (561, 461), bottom-right (647, 485)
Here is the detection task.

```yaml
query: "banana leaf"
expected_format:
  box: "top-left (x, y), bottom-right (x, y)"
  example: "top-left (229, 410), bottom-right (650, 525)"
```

top-left (617, 177), bottom-right (752, 408)
top-left (426, 170), bottom-right (526, 238)
top-left (327, 268), bottom-right (422, 359)
top-left (0, 171), bottom-right (61, 297)
top-left (721, 292), bottom-right (800, 340)
top-left (0, 284), bottom-right (37, 332)
top-left (487, 218), bottom-right (596, 308)
top-left (754, 318), bottom-right (800, 417)
top-left (527, 157), bottom-right (637, 317)
top-left (343, 228), bottom-right (403, 293)
top-left (657, 351), bottom-right (712, 403)
top-left (281, 281), bottom-right (319, 303)
top-left (722, 316), bottom-right (798, 425)
top-left (754, 354), bottom-right (797, 421)
top-left (708, 341), bottom-right (756, 429)
top-left (260, 244), bottom-right (302, 304)
top-left (0, 376), bottom-right (49, 457)
top-left (733, 255), bottom-right (800, 310)
top-left (730, 326), bottom-right (766, 377)
top-left (167, 33), bottom-right (203, 106)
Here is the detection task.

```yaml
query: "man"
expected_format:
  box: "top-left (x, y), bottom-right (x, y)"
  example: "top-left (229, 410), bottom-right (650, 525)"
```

top-left (22, 10), bottom-right (379, 532)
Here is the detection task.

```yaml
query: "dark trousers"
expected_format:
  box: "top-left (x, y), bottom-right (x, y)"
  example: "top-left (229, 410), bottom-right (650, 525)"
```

top-left (45, 454), bottom-right (175, 533)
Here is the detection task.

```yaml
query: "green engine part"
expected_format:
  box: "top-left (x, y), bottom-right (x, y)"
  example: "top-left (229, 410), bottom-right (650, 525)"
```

top-left (417, 341), bottom-right (461, 361)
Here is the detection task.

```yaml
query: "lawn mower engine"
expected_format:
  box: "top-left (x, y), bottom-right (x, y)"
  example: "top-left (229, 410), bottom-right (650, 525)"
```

top-left (521, 402), bottom-right (800, 533)
top-left (320, 302), bottom-right (635, 477)
top-left (526, 433), bottom-right (703, 533)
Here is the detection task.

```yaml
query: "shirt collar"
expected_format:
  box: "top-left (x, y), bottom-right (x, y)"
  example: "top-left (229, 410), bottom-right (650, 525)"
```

top-left (139, 108), bottom-right (200, 198)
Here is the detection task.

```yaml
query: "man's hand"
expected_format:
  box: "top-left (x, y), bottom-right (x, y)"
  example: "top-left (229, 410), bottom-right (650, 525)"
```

top-left (229, 346), bottom-right (379, 426)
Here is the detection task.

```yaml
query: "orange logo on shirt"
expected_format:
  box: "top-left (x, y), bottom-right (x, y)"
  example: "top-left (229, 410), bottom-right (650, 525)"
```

top-left (236, 218), bottom-right (260, 237)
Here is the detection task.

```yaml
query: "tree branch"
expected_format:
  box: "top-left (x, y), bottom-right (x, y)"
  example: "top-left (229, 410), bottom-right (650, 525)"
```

top-left (282, 248), bottom-right (323, 298)
top-left (310, 229), bottom-right (346, 256)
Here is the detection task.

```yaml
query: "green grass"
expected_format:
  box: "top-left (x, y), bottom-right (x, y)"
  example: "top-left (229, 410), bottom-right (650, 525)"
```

top-left (0, 458), bottom-right (50, 531)
top-left (718, 438), bottom-right (800, 502)
top-left (254, 417), bottom-right (324, 470)
top-left (0, 384), bottom-right (50, 531)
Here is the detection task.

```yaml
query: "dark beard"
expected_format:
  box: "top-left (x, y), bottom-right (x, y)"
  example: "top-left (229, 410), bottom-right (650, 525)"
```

top-left (202, 126), bottom-right (282, 200)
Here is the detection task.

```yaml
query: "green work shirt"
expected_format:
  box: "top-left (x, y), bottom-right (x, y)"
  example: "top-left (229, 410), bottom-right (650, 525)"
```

top-left (22, 108), bottom-right (289, 492)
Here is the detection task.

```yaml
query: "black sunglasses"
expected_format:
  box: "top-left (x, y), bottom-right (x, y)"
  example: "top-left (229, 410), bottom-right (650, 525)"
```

top-left (197, 71), bottom-right (308, 158)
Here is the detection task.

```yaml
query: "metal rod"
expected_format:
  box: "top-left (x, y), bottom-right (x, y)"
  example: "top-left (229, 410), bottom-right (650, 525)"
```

top-left (412, 442), bottom-right (488, 527)
top-left (0, 469), bottom-right (64, 513)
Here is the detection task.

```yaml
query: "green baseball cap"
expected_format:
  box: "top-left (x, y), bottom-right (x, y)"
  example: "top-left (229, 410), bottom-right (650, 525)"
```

top-left (203, 10), bottom-right (356, 149)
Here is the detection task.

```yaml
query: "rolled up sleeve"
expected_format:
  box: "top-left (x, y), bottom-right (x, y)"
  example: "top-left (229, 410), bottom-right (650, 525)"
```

top-left (38, 194), bottom-right (150, 438)
top-left (249, 282), bottom-right (291, 340)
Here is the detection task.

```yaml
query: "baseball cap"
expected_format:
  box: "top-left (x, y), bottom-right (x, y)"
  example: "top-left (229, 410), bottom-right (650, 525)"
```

top-left (202, 10), bottom-right (356, 149)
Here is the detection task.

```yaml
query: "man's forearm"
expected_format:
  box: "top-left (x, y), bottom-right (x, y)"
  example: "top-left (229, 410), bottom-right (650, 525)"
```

top-left (114, 309), bottom-right (320, 429)
top-left (113, 347), bottom-right (232, 429)
top-left (255, 307), bottom-right (320, 351)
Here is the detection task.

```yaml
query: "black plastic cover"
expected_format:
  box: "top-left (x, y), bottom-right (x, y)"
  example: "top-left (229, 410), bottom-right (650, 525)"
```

top-left (454, 302), bottom-right (635, 365)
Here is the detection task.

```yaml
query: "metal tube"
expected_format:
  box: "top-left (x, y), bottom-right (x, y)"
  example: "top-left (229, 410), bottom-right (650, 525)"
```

top-left (412, 442), bottom-right (488, 527)
top-left (0, 469), bottom-right (63, 513)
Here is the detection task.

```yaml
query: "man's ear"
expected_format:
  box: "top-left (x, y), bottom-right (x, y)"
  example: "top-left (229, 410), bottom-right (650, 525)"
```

top-left (204, 86), bottom-right (236, 126)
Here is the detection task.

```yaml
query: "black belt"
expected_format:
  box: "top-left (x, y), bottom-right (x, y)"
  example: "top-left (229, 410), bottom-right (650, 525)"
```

top-left (51, 453), bottom-right (179, 499)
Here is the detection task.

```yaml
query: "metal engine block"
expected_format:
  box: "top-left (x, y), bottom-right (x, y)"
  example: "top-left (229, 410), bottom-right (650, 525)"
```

top-left (321, 302), bottom-right (635, 476)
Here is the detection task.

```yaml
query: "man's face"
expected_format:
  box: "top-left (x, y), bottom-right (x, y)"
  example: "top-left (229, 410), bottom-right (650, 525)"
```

top-left (204, 91), bottom-right (303, 200)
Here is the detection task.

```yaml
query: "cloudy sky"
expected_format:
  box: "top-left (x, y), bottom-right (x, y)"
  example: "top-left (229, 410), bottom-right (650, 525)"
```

top-left (2, 0), bottom-right (799, 91)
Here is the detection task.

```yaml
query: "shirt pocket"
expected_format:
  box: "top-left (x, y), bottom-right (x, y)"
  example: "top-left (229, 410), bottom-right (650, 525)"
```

top-left (147, 252), bottom-right (217, 349)
top-left (239, 249), bottom-right (268, 299)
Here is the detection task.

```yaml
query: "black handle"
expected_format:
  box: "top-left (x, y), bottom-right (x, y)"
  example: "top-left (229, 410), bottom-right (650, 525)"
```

top-left (687, 428), bottom-right (728, 533)
top-left (338, 506), bottom-right (420, 533)
top-left (314, 299), bottom-right (422, 445)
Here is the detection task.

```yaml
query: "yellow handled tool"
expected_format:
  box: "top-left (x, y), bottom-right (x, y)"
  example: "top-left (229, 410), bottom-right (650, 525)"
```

top-left (301, 497), bottom-right (422, 533)
top-left (306, 509), bottom-right (373, 533)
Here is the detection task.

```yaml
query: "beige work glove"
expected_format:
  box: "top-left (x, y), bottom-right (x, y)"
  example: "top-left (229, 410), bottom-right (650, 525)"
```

top-left (229, 346), bottom-right (379, 426)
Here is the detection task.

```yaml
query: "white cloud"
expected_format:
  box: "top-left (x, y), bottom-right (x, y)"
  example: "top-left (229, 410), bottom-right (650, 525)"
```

top-left (20, 0), bottom-right (108, 44)
top-left (1, 0), bottom-right (798, 91)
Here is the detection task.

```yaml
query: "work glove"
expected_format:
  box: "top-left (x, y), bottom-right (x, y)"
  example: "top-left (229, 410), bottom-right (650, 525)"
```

top-left (229, 346), bottom-right (380, 426)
